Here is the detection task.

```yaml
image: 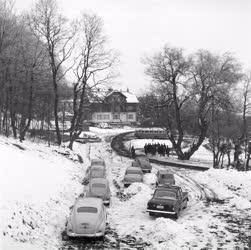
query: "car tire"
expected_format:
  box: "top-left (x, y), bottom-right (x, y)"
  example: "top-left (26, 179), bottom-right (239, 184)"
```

top-left (149, 212), bottom-right (155, 216)
top-left (184, 198), bottom-right (188, 209)
top-left (61, 230), bottom-right (69, 241)
top-left (174, 209), bottom-right (179, 219)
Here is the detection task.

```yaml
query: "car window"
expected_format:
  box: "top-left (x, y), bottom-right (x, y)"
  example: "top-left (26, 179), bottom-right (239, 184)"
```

top-left (77, 207), bottom-right (98, 213)
top-left (92, 183), bottom-right (106, 189)
top-left (90, 169), bottom-right (105, 178)
top-left (162, 174), bottom-right (173, 179)
top-left (127, 169), bottom-right (141, 175)
top-left (155, 190), bottom-right (176, 199)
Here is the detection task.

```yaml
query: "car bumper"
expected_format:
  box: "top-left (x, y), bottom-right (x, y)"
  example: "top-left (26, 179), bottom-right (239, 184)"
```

top-left (124, 180), bottom-right (143, 185)
top-left (103, 199), bottom-right (110, 205)
top-left (67, 231), bottom-right (104, 237)
top-left (146, 209), bottom-right (176, 215)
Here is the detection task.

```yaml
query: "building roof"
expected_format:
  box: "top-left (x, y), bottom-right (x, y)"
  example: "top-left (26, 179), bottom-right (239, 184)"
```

top-left (107, 90), bottom-right (139, 103)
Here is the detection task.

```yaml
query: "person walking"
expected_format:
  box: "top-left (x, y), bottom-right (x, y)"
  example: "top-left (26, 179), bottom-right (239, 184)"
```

top-left (131, 146), bottom-right (136, 159)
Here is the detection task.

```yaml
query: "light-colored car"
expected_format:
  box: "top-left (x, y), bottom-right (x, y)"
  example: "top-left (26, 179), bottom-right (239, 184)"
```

top-left (83, 165), bottom-right (106, 185)
top-left (132, 155), bottom-right (152, 173)
top-left (64, 197), bottom-right (107, 239)
top-left (91, 159), bottom-right (106, 167)
top-left (123, 167), bottom-right (144, 187)
top-left (85, 178), bottom-right (111, 205)
top-left (156, 170), bottom-right (175, 186)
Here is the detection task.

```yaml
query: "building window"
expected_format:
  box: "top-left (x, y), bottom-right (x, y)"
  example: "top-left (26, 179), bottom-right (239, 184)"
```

top-left (97, 114), bottom-right (110, 120)
top-left (128, 114), bottom-right (134, 120)
top-left (113, 114), bottom-right (119, 120)
top-left (127, 105), bottom-right (133, 111)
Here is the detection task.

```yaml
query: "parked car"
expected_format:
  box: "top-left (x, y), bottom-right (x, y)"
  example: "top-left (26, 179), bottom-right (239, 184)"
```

top-left (98, 123), bottom-right (112, 129)
top-left (132, 155), bottom-right (152, 173)
top-left (156, 170), bottom-right (175, 186)
top-left (146, 185), bottom-right (188, 219)
top-left (63, 197), bottom-right (107, 239)
top-left (85, 178), bottom-right (111, 205)
top-left (83, 165), bottom-right (106, 185)
top-left (91, 159), bottom-right (106, 167)
top-left (123, 167), bottom-right (144, 187)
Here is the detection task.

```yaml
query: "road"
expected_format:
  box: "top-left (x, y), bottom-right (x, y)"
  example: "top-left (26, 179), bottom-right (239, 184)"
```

top-left (61, 131), bottom-right (251, 249)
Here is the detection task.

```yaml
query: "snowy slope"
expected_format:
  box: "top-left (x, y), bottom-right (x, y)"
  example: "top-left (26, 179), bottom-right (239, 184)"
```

top-left (0, 136), bottom-right (85, 250)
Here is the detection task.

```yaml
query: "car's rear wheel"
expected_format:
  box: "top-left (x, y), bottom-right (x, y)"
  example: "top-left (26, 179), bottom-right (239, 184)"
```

top-left (183, 199), bottom-right (188, 209)
top-left (61, 230), bottom-right (69, 241)
top-left (174, 209), bottom-right (179, 219)
top-left (149, 212), bottom-right (155, 216)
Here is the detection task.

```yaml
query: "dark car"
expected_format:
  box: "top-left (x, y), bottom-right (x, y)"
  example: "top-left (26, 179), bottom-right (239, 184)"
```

top-left (156, 170), bottom-right (175, 186)
top-left (146, 185), bottom-right (188, 219)
top-left (132, 155), bottom-right (152, 173)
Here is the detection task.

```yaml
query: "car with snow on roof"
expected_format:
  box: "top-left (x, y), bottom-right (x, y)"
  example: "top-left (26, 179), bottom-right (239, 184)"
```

top-left (122, 166), bottom-right (144, 187)
top-left (132, 155), bottom-right (152, 173)
top-left (85, 178), bottom-right (111, 205)
top-left (82, 164), bottom-right (106, 185)
top-left (63, 197), bottom-right (107, 239)
top-left (146, 185), bottom-right (188, 219)
top-left (91, 158), bottom-right (106, 167)
top-left (156, 170), bottom-right (175, 186)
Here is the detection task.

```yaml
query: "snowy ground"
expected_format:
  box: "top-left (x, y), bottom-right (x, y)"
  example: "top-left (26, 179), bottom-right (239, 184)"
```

top-left (125, 138), bottom-right (213, 167)
top-left (1, 128), bottom-right (251, 249)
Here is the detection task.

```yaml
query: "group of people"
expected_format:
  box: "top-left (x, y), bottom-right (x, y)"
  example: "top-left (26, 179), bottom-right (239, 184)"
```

top-left (144, 143), bottom-right (170, 157)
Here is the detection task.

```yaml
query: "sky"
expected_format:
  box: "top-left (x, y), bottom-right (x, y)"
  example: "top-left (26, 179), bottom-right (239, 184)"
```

top-left (14, 0), bottom-right (251, 95)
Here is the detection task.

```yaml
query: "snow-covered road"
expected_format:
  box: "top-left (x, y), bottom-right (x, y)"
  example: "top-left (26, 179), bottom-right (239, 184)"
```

top-left (1, 128), bottom-right (251, 249)
top-left (68, 132), bottom-right (251, 249)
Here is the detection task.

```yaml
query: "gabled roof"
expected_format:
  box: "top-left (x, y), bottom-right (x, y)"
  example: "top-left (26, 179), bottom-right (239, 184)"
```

top-left (106, 90), bottom-right (139, 103)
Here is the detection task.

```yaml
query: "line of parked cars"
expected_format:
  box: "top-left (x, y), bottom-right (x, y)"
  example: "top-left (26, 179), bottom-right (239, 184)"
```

top-left (62, 154), bottom-right (189, 240)
top-left (147, 168), bottom-right (188, 219)
top-left (62, 159), bottom-right (110, 240)
top-left (123, 154), bottom-right (189, 219)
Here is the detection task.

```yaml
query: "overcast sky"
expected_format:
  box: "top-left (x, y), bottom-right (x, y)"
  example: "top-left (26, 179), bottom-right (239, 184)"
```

top-left (15, 0), bottom-right (251, 94)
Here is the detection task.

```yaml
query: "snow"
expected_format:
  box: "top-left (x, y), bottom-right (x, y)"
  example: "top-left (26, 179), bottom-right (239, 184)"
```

top-left (193, 168), bottom-right (251, 201)
top-left (120, 91), bottom-right (139, 103)
top-left (0, 136), bottom-right (85, 250)
top-left (229, 196), bottom-right (251, 210)
top-left (124, 138), bottom-right (213, 169)
top-left (89, 126), bottom-right (134, 136)
top-left (1, 128), bottom-right (251, 249)
top-left (125, 139), bottom-right (172, 149)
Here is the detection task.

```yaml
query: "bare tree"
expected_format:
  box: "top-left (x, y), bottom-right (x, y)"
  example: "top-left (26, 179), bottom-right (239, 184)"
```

top-left (143, 46), bottom-right (242, 160)
top-left (241, 72), bottom-right (251, 169)
top-left (29, 0), bottom-right (77, 145)
top-left (68, 14), bottom-right (117, 149)
top-left (18, 21), bottom-right (48, 142)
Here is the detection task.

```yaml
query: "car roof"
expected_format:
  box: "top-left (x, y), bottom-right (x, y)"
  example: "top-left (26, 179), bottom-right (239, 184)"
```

top-left (90, 178), bottom-right (108, 185)
top-left (75, 197), bottom-right (103, 208)
top-left (91, 159), bottom-right (105, 164)
top-left (126, 166), bottom-right (142, 171)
